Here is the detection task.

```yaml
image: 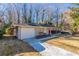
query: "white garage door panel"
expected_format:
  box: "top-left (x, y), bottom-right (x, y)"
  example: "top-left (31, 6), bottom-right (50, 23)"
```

top-left (18, 27), bottom-right (21, 39)
top-left (21, 28), bottom-right (36, 39)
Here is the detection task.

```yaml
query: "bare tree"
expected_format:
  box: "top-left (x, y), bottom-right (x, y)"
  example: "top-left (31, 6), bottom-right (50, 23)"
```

top-left (41, 9), bottom-right (45, 24)
top-left (28, 4), bottom-right (32, 23)
top-left (0, 9), bottom-right (5, 24)
top-left (56, 7), bottom-right (60, 28)
top-left (14, 4), bottom-right (21, 24)
top-left (46, 8), bottom-right (53, 25)
top-left (7, 4), bottom-right (14, 24)
top-left (59, 13), bottom-right (65, 30)
top-left (22, 4), bottom-right (28, 24)
top-left (35, 6), bottom-right (40, 24)
top-left (0, 4), bottom-right (6, 24)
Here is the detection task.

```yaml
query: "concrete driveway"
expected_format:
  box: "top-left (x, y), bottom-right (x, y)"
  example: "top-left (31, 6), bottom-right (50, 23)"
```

top-left (23, 37), bottom-right (78, 56)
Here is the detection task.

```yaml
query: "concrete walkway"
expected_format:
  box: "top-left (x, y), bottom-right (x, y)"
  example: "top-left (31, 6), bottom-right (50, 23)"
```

top-left (23, 38), bottom-right (45, 52)
top-left (40, 43), bottom-right (78, 56)
top-left (23, 37), bottom-right (78, 56)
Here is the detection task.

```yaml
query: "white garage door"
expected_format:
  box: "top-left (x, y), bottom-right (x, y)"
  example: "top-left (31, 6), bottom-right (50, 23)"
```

top-left (20, 27), bottom-right (36, 39)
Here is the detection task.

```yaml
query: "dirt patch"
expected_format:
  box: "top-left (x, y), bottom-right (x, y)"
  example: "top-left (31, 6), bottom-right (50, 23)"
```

top-left (45, 37), bottom-right (79, 55)
top-left (0, 38), bottom-right (41, 56)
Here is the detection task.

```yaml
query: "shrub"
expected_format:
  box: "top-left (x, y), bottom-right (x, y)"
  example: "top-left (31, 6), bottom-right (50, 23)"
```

top-left (0, 23), bottom-right (11, 39)
top-left (0, 30), bottom-right (3, 39)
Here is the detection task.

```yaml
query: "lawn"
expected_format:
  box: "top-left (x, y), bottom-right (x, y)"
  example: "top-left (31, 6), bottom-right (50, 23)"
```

top-left (44, 37), bottom-right (79, 55)
top-left (0, 38), bottom-right (41, 56)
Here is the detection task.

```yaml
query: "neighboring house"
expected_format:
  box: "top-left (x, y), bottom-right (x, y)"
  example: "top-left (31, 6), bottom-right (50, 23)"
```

top-left (13, 24), bottom-right (55, 40)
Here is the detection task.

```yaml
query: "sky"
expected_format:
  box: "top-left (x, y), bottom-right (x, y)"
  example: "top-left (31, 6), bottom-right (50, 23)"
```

top-left (29, 3), bottom-right (78, 22)
top-left (0, 3), bottom-right (79, 23)
top-left (0, 3), bottom-right (78, 13)
top-left (28, 3), bottom-right (77, 12)
top-left (1, 3), bottom-right (78, 12)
